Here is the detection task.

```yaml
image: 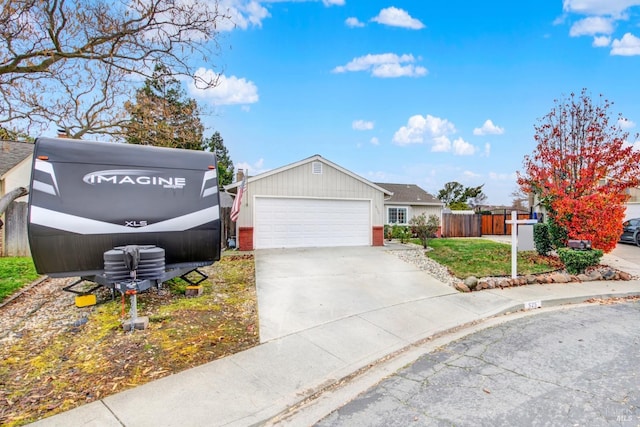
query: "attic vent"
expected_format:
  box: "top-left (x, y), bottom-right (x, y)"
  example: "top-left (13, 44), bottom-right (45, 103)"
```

top-left (312, 161), bottom-right (323, 175)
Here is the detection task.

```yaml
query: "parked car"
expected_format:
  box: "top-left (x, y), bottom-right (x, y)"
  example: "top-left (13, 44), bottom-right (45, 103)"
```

top-left (620, 218), bottom-right (640, 246)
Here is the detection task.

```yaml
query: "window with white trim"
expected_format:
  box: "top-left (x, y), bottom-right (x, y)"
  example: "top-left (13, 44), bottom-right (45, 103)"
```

top-left (387, 207), bottom-right (408, 224)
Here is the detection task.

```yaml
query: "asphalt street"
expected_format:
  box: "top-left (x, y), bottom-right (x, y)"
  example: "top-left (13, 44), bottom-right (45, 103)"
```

top-left (315, 302), bottom-right (640, 427)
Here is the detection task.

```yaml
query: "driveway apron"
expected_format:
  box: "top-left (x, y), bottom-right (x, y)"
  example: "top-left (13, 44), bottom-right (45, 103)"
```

top-left (254, 246), bottom-right (457, 342)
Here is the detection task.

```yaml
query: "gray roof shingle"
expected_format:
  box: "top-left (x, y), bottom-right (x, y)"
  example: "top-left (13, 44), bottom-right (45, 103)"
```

top-left (1, 140), bottom-right (34, 177)
top-left (374, 182), bottom-right (442, 205)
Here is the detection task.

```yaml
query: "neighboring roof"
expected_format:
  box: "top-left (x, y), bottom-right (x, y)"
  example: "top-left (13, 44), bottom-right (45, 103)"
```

top-left (374, 182), bottom-right (442, 206)
top-left (224, 154), bottom-right (393, 196)
top-left (0, 140), bottom-right (34, 177)
top-left (219, 191), bottom-right (234, 208)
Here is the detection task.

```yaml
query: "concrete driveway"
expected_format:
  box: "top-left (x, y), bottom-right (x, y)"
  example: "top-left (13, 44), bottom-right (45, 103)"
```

top-left (254, 246), bottom-right (457, 342)
top-left (613, 241), bottom-right (640, 264)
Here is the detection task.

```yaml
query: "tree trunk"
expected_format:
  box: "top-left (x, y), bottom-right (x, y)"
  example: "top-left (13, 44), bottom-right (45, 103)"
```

top-left (0, 187), bottom-right (29, 219)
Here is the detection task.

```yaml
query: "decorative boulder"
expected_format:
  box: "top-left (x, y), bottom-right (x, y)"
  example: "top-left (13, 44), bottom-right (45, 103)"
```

top-left (455, 282), bottom-right (471, 293)
top-left (550, 273), bottom-right (570, 283)
top-left (619, 271), bottom-right (632, 281)
top-left (464, 276), bottom-right (478, 290)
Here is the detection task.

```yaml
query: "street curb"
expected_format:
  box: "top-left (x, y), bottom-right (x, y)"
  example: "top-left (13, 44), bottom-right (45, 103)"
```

top-left (262, 291), bottom-right (640, 426)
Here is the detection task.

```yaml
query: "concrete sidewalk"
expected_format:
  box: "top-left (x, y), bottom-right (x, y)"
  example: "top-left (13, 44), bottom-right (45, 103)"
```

top-left (29, 249), bottom-right (640, 427)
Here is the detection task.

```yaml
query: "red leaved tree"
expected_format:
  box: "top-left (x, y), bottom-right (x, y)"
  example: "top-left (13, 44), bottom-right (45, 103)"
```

top-left (518, 89), bottom-right (640, 253)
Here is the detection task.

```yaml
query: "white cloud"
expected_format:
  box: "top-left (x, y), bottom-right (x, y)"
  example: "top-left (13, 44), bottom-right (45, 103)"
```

top-left (392, 114), bottom-right (457, 149)
top-left (217, 1), bottom-right (271, 31)
top-left (463, 170), bottom-right (482, 179)
top-left (259, 0), bottom-right (344, 5)
top-left (489, 172), bottom-right (516, 181)
top-left (452, 137), bottom-right (476, 156)
top-left (333, 53), bottom-right (428, 78)
top-left (473, 119), bottom-right (505, 136)
top-left (611, 33), bottom-right (640, 55)
top-left (432, 136), bottom-right (451, 152)
top-left (371, 7), bottom-right (425, 30)
top-left (619, 117), bottom-right (636, 129)
top-left (352, 119), bottom-right (374, 130)
top-left (345, 17), bottom-right (365, 28)
top-left (371, 62), bottom-right (428, 78)
top-left (370, 137), bottom-right (380, 145)
top-left (236, 158), bottom-right (266, 176)
top-left (189, 68), bottom-right (259, 105)
top-left (563, 0), bottom-right (640, 17)
top-left (553, 15), bottom-right (567, 25)
top-left (484, 143), bottom-right (491, 157)
top-left (593, 35), bottom-right (611, 46)
top-left (569, 16), bottom-right (614, 36)
top-left (562, 1), bottom-right (640, 52)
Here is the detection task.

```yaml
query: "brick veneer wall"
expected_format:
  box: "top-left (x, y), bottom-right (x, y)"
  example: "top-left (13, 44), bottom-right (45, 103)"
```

top-left (238, 227), bottom-right (254, 251)
top-left (372, 226), bottom-right (384, 246)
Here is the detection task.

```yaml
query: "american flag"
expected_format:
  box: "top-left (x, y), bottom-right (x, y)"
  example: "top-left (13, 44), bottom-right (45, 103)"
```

top-left (230, 173), bottom-right (247, 222)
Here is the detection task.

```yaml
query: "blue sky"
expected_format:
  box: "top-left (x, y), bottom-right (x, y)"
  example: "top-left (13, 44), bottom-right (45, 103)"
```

top-left (187, 0), bottom-right (640, 205)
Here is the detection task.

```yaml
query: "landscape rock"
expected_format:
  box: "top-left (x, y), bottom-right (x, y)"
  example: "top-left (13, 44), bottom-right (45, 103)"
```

top-left (455, 282), bottom-right (471, 293)
top-left (464, 276), bottom-right (478, 290)
top-left (387, 247), bottom-right (633, 293)
top-left (619, 271), bottom-right (632, 281)
top-left (588, 270), bottom-right (603, 281)
top-left (551, 273), bottom-right (570, 283)
top-left (498, 279), bottom-right (511, 288)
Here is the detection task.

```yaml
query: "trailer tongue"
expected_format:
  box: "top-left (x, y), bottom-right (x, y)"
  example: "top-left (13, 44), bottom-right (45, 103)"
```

top-left (27, 137), bottom-right (222, 329)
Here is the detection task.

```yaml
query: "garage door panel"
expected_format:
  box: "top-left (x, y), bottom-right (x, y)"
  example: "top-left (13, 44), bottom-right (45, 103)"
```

top-left (254, 198), bottom-right (370, 249)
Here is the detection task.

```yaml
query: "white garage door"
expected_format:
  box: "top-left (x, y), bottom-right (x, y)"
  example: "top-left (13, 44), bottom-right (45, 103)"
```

top-left (254, 197), bottom-right (371, 249)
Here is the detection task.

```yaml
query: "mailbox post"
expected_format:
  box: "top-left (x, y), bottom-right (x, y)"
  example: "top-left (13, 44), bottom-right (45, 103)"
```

top-left (505, 211), bottom-right (539, 278)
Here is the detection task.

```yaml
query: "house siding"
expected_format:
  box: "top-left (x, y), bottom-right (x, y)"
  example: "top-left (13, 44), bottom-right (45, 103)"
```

top-left (2, 155), bottom-right (32, 203)
top-left (384, 205), bottom-right (443, 224)
top-left (409, 205), bottom-right (443, 222)
top-left (237, 160), bottom-right (385, 227)
top-left (625, 203), bottom-right (640, 220)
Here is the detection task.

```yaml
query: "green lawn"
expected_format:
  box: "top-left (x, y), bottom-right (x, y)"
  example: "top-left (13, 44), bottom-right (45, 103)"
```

top-left (422, 238), bottom-right (564, 278)
top-left (0, 257), bottom-right (40, 302)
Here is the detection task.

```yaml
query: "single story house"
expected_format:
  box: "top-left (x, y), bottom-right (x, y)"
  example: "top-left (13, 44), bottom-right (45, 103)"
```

top-left (373, 182), bottom-right (443, 226)
top-left (223, 155), bottom-right (447, 250)
top-left (224, 155), bottom-right (393, 250)
top-left (1, 140), bottom-right (34, 256)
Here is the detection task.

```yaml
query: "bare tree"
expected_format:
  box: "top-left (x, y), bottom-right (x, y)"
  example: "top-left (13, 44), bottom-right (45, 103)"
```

top-left (0, 0), bottom-right (230, 137)
top-left (510, 188), bottom-right (529, 211)
top-left (0, 186), bottom-right (28, 219)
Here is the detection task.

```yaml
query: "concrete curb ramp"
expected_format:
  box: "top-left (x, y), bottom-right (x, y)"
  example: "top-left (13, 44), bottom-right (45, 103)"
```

top-left (28, 246), bottom-right (640, 427)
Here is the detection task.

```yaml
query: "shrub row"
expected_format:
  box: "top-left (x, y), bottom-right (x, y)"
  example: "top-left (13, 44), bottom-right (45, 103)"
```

top-left (534, 221), bottom-right (603, 274)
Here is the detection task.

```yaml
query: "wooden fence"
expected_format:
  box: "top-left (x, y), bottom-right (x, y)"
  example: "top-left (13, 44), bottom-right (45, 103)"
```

top-left (220, 206), bottom-right (235, 248)
top-left (2, 202), bottom-right (29, 256)
top-left (481, 213), bottom-right (530, 235)
top-left (442, 212), bottom-right (531, 238)
top-left (441, 213), bottom-right (482, 237)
